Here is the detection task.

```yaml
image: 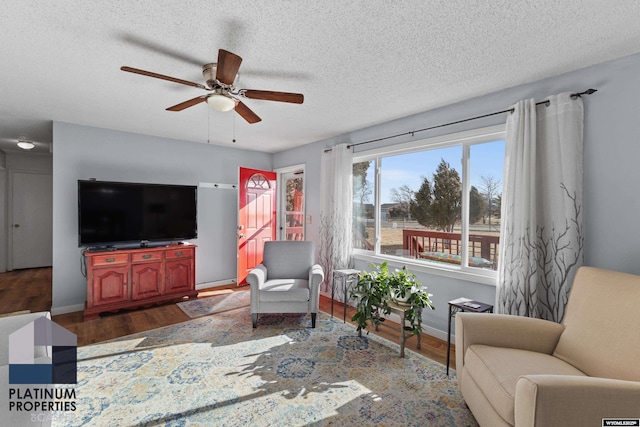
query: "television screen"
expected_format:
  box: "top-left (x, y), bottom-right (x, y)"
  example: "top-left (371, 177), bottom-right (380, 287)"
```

top-left (78, 180), bottom-right (197, 247)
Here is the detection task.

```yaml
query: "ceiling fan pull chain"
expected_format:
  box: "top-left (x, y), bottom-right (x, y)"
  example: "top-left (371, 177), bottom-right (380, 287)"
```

top-left (233, 114), bottom-right (236, 144)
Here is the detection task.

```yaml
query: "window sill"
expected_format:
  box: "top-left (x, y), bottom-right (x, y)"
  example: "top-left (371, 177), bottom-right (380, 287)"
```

top-left (352, 251), bottom-right (497, 286)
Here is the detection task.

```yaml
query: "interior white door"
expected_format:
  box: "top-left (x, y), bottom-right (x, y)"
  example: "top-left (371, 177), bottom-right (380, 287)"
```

top-left (11, 172), bottom-right (53, 269)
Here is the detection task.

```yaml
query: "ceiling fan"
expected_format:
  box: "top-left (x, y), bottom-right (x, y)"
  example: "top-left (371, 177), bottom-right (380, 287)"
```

top-left (121, 49), bottom-right (304, 124)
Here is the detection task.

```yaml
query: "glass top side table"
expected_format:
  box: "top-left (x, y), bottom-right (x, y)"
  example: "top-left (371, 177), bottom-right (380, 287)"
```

top-left (447, 297), bottom-right (493, 375)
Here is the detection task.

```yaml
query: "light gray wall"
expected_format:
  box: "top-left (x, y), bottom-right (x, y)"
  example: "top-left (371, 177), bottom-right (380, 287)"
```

top-left (274, 51), bottom-right (640, 337)
top-left (5, 152), bottom-right (53, 172)
top-left (52, 122), bottom-right (272, 312)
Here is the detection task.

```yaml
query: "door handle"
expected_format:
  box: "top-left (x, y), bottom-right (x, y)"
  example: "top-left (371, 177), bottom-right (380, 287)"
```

top-left (238, 234), bottom-right (245, 239)
top-left (13, 224), bottom-right (20, 228)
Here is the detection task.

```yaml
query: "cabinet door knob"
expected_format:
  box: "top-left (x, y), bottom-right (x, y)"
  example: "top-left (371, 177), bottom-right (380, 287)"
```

top-left (13, 224), bottom-right (20, 228)
top-left (106, 258), bottom-right (116, 263)
top-left (175, 251), bottom-right (183, 257)
top-left (142, 254), bottom-right (152, 259)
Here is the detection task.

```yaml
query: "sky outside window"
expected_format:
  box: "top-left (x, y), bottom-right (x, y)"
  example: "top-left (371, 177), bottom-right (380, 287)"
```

top-left (376, 140), bottom-right (504, 204)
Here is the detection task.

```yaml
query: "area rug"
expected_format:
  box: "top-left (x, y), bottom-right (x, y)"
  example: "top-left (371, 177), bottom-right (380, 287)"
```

top-left (177, 290), bottom-right (250, 318)
top-left (52, 310), bottom-right (478, 426)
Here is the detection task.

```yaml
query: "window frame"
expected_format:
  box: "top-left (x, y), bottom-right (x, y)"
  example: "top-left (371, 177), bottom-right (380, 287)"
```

top-left (352, 124), bottom-right (506, 286)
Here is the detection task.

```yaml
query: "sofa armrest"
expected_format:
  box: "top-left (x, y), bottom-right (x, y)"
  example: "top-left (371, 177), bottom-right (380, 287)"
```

top-left (247, 264), bottom-right (267, 287)
top-left (247, 265), bottom-right (267, 313)
top-left (309, 264), bottom-right (324, 288)
top-left (309, 264), bottom-right (325, 311)
top-left (515, 375), bottom-right (640, 427)
top-left (455, 313), bottom-right (564, 374)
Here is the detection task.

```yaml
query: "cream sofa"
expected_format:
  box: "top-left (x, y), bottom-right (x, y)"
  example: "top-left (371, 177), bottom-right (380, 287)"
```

top-left (455, 266), bottom-right (640, 427)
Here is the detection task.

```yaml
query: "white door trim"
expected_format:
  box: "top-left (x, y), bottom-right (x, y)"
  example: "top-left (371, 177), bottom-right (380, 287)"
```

top-left (275, 164), bottom-right (306, 241)
top-left (0, 165), bottom-right (6, 272)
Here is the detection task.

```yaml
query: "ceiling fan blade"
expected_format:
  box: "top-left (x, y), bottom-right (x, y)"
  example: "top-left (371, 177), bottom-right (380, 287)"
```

top-left (166, 96), bottom-right (207, 111)
top-left (216, 49), bottom-right (243, 86)
top-left (121, 66), bottom-right (207, 90)
top-left (242, 90), bottom-right (304, 104)
top-left (234, 101), bottom-right (261, 124)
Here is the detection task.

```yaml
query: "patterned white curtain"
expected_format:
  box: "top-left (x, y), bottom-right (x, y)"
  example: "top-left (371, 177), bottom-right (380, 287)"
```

top-left (496, 93), bottom-right (584, 322)
top-left (319, 144), bottom-right (353, 295)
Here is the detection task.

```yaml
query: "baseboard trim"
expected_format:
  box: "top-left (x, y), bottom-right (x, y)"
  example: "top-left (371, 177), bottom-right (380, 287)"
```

top-left (51, 303), bottom-right (85, 316)
top-left (422, 324), bottom-right (448, 342)
top-left (196, 279), bottom-right (237, 290)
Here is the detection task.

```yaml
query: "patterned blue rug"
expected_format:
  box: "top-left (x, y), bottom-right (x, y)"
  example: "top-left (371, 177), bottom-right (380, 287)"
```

top-left (53, 307), bottom-right (478, 426)
top-left (176, 290), bottom-right (250, 318)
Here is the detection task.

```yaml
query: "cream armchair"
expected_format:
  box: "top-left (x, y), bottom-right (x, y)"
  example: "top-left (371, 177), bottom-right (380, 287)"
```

top-left (455, 267), bottom-right (640, 427)
top-left (247, 241), bottom-right (324, 328)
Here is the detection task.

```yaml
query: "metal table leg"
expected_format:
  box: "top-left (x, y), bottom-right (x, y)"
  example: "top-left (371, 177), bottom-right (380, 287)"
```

top-left (446, 303), bottom-right (453, 376)
top-left (343, 274), bottom-right (351, 323)
top-left (400, 309), bottom-right (407, 358)
top-left (330, 271), bottom-right (336, 319)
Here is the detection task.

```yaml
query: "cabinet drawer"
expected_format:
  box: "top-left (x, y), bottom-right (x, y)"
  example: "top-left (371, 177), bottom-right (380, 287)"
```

top-left (165, 247), bottom-right (194, 259)
top-left (132, 251), bottom-right (162, 263)
top-left (91, 253), bottom-right (129, 266)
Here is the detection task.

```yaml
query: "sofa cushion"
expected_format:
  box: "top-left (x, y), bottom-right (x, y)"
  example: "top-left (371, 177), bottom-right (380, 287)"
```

top-left (465, 344), bottom-right (586, 425)
top-left (553, 267), bottom-right (640, 382)
top-left (259, 279), bottom-right (310, 302)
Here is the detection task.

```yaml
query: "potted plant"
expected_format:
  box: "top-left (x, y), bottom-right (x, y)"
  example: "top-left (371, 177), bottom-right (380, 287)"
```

top-left (350, 262), bottom-right (392, 333)
top-left (350, 262), bottom-right (434, 336)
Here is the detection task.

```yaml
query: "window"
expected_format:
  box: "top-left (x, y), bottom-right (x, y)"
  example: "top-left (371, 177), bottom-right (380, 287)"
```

top-left (352, 125), bottom-right (505, 277)
top-left (278, 166), bottom-right (305, 241)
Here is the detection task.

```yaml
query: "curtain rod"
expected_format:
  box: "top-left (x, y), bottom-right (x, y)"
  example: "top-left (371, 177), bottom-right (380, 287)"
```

top-left (324, 89), bottom-right (596, 152)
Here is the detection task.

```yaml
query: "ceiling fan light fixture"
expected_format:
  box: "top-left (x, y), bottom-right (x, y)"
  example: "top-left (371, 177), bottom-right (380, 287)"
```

top-left (17, 140), bottom-right (35, 150)
top-left (206, 92), bottom-right (236, 112)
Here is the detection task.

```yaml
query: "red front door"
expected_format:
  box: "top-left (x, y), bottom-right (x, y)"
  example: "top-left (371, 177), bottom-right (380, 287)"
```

top-left (238, 167), bottom-right (277, 285)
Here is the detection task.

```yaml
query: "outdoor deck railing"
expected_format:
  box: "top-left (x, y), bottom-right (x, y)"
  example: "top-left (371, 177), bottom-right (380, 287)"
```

top-left (402, 229), bottom-right (500, 269)
top-left (353, 226), bottom-right (374, 250)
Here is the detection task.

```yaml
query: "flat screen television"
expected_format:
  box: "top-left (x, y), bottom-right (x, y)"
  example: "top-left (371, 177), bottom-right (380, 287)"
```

top-left (78, 180), bottom-right (197, 247)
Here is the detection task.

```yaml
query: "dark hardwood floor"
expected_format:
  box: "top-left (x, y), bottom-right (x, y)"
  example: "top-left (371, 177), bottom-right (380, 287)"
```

top-left (0, 267), bottom-right (454, 367)
top-left (0, 267), bottom-right (53, 314)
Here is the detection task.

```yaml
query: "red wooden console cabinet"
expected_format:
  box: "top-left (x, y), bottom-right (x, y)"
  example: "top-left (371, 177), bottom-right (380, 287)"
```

top-left (84, 244), bottom-right (197, 320)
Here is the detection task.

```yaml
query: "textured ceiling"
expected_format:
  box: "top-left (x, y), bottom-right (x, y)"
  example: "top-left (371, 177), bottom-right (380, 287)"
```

top-left (2, 1), bottom-right (640, 154)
